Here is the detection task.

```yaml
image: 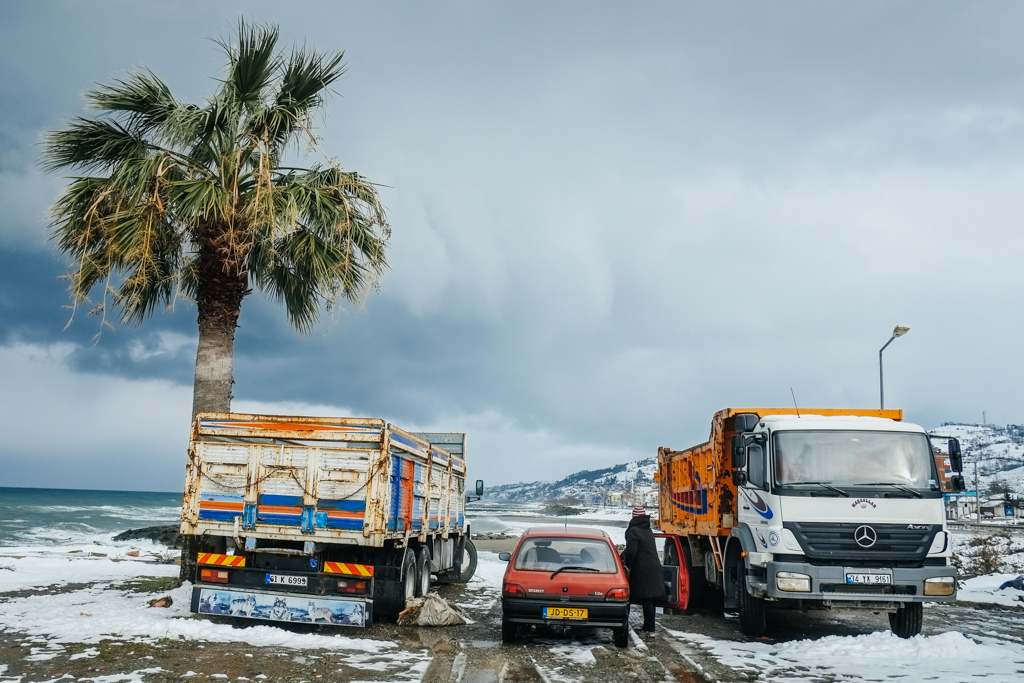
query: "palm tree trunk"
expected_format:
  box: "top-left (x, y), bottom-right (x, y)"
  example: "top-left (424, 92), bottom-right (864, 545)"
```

top-left (182, 236), bottom-right (248, 582)
top-left (190, 236), bottom-right (248, 420)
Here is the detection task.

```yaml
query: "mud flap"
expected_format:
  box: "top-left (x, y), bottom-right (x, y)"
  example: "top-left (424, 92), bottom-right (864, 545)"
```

top-left (656, 565), bottom-right (679, 608)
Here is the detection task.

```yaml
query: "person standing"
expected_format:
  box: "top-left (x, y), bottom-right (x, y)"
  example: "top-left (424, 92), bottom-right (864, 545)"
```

top-left (622, 505), bottom-right (666, 637)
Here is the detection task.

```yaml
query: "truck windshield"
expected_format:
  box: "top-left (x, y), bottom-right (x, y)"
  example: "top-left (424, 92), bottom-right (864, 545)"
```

top-left (773, 430), bottom-right (937, 491)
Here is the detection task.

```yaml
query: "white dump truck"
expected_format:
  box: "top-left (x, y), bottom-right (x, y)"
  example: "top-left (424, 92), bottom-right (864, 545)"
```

top-left (179, 413), bottom-right (481, 627)
top-left (657, 408), bottom-right (965, 638)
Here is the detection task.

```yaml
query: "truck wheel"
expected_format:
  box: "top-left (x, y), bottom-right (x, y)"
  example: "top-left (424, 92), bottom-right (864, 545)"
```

top-left (501, 617), bottom-right (517, 644)
top-left (888, 602), bottom-right (923, 638)
top-left (179, 534), bottom-right (198, 583)
top-left (374, 547), bottom-right (418, 620)
top-left (736, 562), bottom-right (767, 637)
top-left (415, 545), bottom-right (431, 597)
top-left (456, 539), bottom-right (478, 583)
top-left (612, 625), bottom-right (629, 649)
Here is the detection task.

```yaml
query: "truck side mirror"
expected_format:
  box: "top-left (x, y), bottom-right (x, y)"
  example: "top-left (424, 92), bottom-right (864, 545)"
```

top-left (948, 439), bottom-right (963, 472)
top-left (950, 475), bottom-right (966, 493)
top-left (476, 480), bottom-right (484, 497)
top-left (731, 435), bottom-right (747, 468)
top-left (734, 413), bottom-right (759, 433)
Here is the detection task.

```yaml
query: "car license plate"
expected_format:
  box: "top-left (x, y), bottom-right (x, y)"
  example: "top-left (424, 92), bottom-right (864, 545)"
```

top-left (543, 607), bottom-right (588, 620)
top-left (265, 573), bottom-right (307, 587)
top-left (846, 573), bottom-right (892, 585)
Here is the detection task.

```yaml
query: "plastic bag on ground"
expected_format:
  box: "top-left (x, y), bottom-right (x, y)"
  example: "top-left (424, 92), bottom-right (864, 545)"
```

top-left (397, 592), bottom-right (475, 626)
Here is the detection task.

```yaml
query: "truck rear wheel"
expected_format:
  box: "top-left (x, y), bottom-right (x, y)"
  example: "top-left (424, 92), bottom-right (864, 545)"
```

top-left (374, 547), bottom-right (418, 620)
top-left (736, 562), bottom-right (767, 637)
top-left (456, 539), bottom-right (478, 583)
top-left (888, 602), bottom-right (923, 638)
top-left (415, 545), bottom-right (431, 597)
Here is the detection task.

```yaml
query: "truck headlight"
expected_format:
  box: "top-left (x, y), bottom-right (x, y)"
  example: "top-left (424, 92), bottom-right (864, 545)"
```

top-left (923, 576), bottom-right (955, 596)
top-left (776, 571), bottom-right (811, 592)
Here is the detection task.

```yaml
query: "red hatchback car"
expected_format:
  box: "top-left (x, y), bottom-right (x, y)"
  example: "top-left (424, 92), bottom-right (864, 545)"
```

top-left (499, 526), bottom-right (631, 648)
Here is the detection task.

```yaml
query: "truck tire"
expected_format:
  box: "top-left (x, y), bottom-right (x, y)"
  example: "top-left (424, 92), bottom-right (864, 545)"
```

top-left (374, 547), bottom-right (418, 620)
top-left (736, 562), bottom-right (767, 637)
top-left (888, 602), bottom-right (923, 638)
top-left (455, 539), bottom-right (478, 583)
top-left (179, 534), bottom-right (198, 583)
top-left (501, 616), bottom-right (517, 644)
top-left (415, 545), bottom-right (431, 597)
top-left (681, 545), bottom-right (709, 612)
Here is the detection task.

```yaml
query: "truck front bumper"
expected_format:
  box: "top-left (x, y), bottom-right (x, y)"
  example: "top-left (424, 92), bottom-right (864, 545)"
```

top-left (759, 561), bottom-right (957, 604)
top-left (191, 584), bottom-right (372, 627)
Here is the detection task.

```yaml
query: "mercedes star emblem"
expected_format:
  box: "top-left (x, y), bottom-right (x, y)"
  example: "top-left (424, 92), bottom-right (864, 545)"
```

top-left (854, 525), bottom-right (877, 548)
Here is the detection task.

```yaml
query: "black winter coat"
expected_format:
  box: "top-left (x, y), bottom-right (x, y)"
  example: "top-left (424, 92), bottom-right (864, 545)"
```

top-left (622, 515), bottom-right (666, 603)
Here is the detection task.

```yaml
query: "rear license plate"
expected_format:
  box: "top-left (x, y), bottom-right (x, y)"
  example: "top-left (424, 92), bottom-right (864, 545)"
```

top-left (846, 573), bottom-right (892, 585)
top-left (266, 573), bottom-right (307, 587)
top-left (543, 607), bottom-right (588, 620)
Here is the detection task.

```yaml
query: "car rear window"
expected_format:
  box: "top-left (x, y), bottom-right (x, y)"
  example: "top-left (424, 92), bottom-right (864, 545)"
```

top-left (513, 537), bottom-right (618, 573)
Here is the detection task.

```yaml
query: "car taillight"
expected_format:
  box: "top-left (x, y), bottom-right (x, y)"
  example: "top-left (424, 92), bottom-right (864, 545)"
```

top-left (337, 579), bottom-right (368, 594)
top-left (199, 568), bottom-right (230, 584)
top-left (503, 582), bottom-right (526, 596)
top-left (605, 587), bottom-right (629, 602)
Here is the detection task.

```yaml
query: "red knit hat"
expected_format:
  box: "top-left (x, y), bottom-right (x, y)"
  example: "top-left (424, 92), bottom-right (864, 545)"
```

top-left (632, 506), bottom-right (647, 517)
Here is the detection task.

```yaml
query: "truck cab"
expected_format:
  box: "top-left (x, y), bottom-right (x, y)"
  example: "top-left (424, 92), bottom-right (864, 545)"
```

top-left (727, 413), bottom-right (959, 637)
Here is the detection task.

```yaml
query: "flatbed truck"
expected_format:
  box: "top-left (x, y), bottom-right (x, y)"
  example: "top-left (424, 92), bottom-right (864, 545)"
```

top-left (178, 412), bottom-right (480, 627)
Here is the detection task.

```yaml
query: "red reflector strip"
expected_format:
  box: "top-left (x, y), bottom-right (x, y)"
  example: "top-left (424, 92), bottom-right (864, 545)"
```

top-left (199, 568), bottom-right (230, 584)
top-left (323, 561), bottom-right (374, 577)
top-left (197, 552), bottom-right (245, 567)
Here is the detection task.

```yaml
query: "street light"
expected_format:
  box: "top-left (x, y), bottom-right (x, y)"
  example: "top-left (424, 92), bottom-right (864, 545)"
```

top-left (879, 324), bottom-right (910, 409)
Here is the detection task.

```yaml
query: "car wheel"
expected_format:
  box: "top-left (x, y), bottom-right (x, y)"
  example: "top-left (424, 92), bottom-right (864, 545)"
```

top-left (415, 545), bottom-right (431, 597)
top-left (501, 617), bottom-right (517, 644)
top-left (612, 625), bottom-right (629, 649)
top-left (888, 602), bottom-right (923, 638)
top-left (736, 561), bottom-right (767, 637)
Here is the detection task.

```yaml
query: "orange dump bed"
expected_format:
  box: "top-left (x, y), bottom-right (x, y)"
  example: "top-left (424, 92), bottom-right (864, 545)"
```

top-left (656, 408), bottom-right (902, 538)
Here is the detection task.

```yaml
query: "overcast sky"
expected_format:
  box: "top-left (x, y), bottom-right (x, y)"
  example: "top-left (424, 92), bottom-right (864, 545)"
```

top-left (2, 2), bottom-right (1023, 492)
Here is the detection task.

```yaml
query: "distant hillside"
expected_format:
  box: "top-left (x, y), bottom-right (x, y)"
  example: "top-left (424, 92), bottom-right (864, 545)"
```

top-left (929, 423), bottom-right (1024, 494)
top-left (487, 422), bottom-right (1024, 503)
top-left (487, 458), bottom-right (658, 503)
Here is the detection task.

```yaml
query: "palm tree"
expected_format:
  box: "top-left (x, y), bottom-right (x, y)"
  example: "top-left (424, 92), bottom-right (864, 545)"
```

top-left (41, 20), bottom-right (390, 420)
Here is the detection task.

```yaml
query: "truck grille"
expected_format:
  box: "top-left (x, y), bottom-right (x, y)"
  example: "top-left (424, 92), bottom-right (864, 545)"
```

top-left (784, 522), bottom-right (940, 562)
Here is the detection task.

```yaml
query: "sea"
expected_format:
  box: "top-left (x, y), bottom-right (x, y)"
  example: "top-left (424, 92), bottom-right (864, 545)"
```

top-left (0, 486), bottom-right (183, 547)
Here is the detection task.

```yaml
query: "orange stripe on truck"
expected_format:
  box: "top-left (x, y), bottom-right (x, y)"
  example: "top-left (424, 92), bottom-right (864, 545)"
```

top-left (197, 552), bottom-right (246, 567)
top-left (323, 561), bottom-right (374, 577)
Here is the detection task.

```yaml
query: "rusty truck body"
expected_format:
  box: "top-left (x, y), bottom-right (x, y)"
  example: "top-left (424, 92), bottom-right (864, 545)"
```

top-left (179, 412), bottom-right (478, 627)
top-left (656, 408), bottom-right (966, 638)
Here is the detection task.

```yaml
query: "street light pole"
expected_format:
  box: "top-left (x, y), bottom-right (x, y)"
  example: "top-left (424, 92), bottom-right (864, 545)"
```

top-left (879, 325), bottom-right (910, 410)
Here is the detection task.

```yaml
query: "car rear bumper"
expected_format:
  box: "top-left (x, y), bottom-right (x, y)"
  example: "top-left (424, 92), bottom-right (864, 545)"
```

top-left (502, 597), bottom-right (629, 627)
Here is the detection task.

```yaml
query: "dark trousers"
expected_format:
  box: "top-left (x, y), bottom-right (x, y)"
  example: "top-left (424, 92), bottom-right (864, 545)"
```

top-left (641, 599), bottom-right (656, 632)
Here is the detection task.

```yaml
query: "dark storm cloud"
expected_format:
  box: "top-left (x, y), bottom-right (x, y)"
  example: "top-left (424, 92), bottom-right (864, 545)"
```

top-left (3, 1), bottom-right (1024, 490)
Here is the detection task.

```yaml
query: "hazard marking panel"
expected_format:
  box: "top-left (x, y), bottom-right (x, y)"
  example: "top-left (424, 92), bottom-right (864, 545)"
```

top-left (323, 561), bottom-right (374, 577)
top-left (197, 552), bottom-right (246, 567)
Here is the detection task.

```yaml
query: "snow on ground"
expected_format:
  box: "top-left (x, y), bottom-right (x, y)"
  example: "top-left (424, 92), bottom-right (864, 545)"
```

top-left (958, 573), bottom-right (1024, 607)
top-left (668, 629), bottom-right (1024, 683)
top-left (0, 553), bottom-right (179, 594)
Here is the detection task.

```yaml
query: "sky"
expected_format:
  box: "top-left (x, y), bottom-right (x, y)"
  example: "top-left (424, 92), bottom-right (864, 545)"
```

top-left (2, 1), bottom-right (1024, 492)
